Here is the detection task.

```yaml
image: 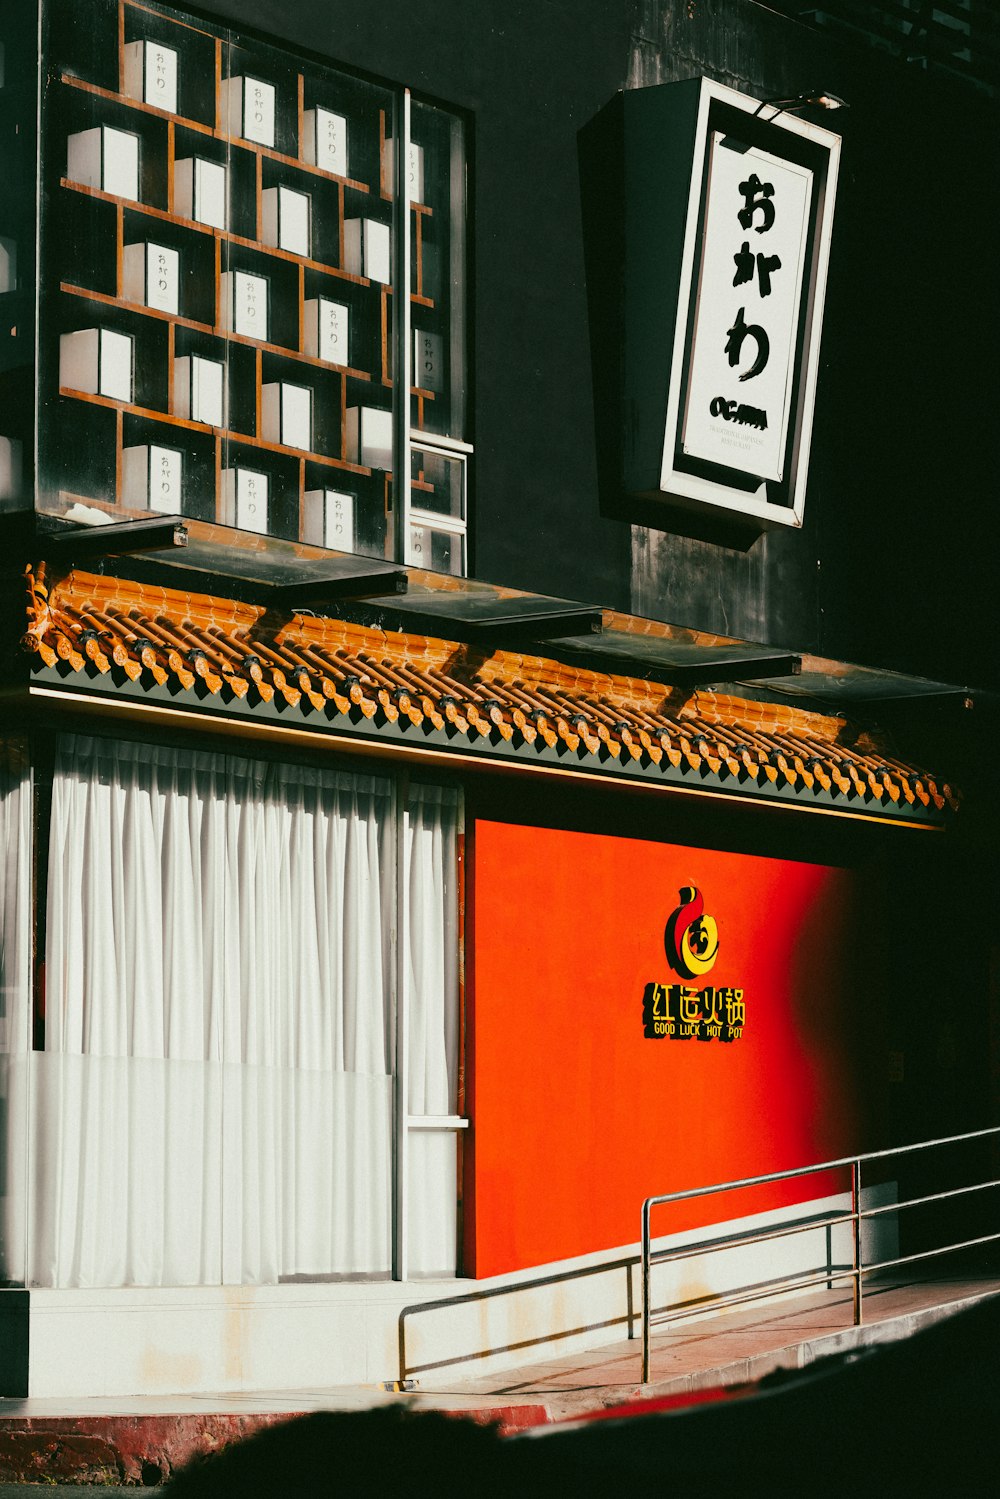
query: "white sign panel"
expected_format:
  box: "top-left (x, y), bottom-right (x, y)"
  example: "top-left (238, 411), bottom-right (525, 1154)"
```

top-left (303, 488), bottom-right (354, 551)
top-left (123, 242), bottom-right (179, 314)
top-left (122, 444), bottom-right (183, 512)
top-left (220, 270), bottom-right (269, 340)
top-left (222, 76), bottom-right (276, 149)
top-left (681, 134), bottom-right (812, 484)
top-left (223, 468), bottom-right (268, 532)
top-left (304, 298), bottom-right (350, 364)
top-left (123, 40), bottom-right (178, 114)
top-left (303, 108), bottom-right (348, 176)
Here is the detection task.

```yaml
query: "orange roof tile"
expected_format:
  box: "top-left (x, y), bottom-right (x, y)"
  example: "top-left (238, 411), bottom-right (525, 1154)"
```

top-left (18, 563), bottom-right (958, 820)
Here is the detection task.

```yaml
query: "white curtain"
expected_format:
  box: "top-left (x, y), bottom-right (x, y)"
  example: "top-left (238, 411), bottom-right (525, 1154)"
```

top-left (405, 782), bottom-right (461, 1276)
top-left (32, 735), bottom-right (395, 1288)
top-left (0, 744), bottom-right (31, 1285)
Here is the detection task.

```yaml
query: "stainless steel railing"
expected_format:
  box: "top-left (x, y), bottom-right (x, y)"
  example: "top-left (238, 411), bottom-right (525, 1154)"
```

top-left (641, 1124), bottom-right (1000, 1382)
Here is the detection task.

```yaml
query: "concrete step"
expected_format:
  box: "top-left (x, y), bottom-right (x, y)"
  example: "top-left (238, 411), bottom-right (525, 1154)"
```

top-left (419, 1276), bottom-right (1000, 1419)
top-left (0, 1277), bottom-right (996, 1484)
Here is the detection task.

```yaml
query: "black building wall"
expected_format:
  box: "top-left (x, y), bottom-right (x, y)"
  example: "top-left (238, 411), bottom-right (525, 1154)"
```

top-left (192, 0), bottom-right (997, 692)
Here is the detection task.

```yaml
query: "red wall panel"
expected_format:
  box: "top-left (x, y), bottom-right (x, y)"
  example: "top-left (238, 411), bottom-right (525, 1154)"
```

top-left (466, 819), bottom-right (865, 1278)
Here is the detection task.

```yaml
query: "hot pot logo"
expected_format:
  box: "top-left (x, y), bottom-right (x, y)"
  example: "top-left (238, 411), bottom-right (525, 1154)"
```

top-left (664, 884), bottom-right (720, 979)
top-left (642, 885), bottom-right (745, 1043)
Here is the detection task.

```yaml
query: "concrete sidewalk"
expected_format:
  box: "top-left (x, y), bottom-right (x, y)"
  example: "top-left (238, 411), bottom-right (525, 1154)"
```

top-left (1, 1277), bottom-right (997, 1484)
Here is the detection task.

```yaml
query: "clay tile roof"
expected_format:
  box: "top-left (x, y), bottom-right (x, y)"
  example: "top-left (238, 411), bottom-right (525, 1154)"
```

top-left (18, 562), bottom-right (959, 822)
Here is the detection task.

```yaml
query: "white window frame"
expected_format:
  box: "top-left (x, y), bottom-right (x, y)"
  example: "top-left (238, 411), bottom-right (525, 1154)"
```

top-left (393, 773), bottom-right (468, 1281)
top-left (405, 432), bottom-right (471, 576)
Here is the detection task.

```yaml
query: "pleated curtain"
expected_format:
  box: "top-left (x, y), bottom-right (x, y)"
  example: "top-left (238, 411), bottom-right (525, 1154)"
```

top-left (17, 733), bottom-right (455, 1288)
top-left (405, 782), bottom-right (461, 1276)
top-left (0, 746), bottom-right (31, 1285)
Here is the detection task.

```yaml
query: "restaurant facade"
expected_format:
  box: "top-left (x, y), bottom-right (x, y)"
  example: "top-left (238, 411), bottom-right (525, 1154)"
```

top-left (0, 0), bottom-right (996, 1396)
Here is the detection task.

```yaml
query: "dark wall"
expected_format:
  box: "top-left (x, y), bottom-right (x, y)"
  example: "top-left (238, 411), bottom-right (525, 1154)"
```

top-left (193, 0), bottom-right (635, 611)
top-left (195, 0), bottom-right (998, 690)
top-left (627, 0), bottom-right (999, 692)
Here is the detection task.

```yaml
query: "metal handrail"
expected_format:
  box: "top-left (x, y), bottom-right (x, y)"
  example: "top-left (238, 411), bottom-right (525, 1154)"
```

top-left (641, 1124), bottom-right (1000, 1382)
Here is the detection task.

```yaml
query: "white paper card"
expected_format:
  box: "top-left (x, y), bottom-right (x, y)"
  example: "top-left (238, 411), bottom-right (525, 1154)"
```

top-left (346, 405), bottom-right (392, 469)
top-left (122, 444), bottom-right (183, 512)
top-left (413, 329), bottom-right (443, 392)
top-left (223, 467), bottom-right (268, 532)
top-left (261, 186), bottom-right (310, 256)
top-left (123, 242), bottom-right (179, 314)
top-left (59, 328), bottom-right (133, 402)
top-left (303, 489), bottom-right (354, 551)
top-left (174, 157), bottom-right (227, 229)
top-left (302, 108), bottom-right (348, 176)
top-left (262, 382), bottom-right (312, 450)
top-left (406, 141), bottom-right (425, 203)
top-left (99, 329), bottom-right (133, 401)
top-left (220, 270), bottom-right (269, 340)
top-left (0, 436), bottom-right (24, 504)
top-left (123, 40), bottom-right (178, 114)
top-left (343, 218), bottom-right (391, 283)
top-left (174, 355), bottom-right (225, 427)
top-left (304, 298), bottom-right (349, 365)
top-left (386, 139), bottom-right (425, 202)
top-left (0, 236), bottom-right (15, 294)
top-left (67, 127), bottom-right (140, 201)
top-left (223, 76), bottom-right (276, 148)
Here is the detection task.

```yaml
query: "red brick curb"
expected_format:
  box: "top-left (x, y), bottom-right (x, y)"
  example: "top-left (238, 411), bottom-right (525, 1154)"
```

top-left (0, 1406), bottom-right (550, 1485)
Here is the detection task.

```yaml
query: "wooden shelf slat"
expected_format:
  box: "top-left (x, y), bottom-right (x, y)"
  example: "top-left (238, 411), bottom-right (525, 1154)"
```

top-left (59, 73), bottom-right (371, 193)
top-left (126, 0), bottom-right (217, 42)
top-left (60, 178), bottom-right (375, 287)
top-left (60, 282), bottom-right (374, 379)
top-left (117, 0), bottom-right (126, 96)
top-left (59, 384), bottom-right (376, 475)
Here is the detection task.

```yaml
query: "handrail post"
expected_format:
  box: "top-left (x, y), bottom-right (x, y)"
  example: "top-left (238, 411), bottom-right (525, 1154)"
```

top-left (641, 1199), bottom-right (651, 1383)
top-left (852, 1158), bottom-right (863, 1326)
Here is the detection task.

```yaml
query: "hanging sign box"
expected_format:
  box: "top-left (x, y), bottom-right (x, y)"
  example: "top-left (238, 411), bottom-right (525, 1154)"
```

top-left (680, 137), bottom-right (812, 484)
top-left (623, 79), bottom-right (841, 531)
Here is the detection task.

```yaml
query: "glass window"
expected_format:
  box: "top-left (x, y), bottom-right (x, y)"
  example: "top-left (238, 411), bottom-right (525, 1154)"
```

top-left (0, 2), bottom-right (39, 514)
top-left (26, 0), bottom-right (469, 573)
top-left (407, 442), bottom-right (468, 578)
